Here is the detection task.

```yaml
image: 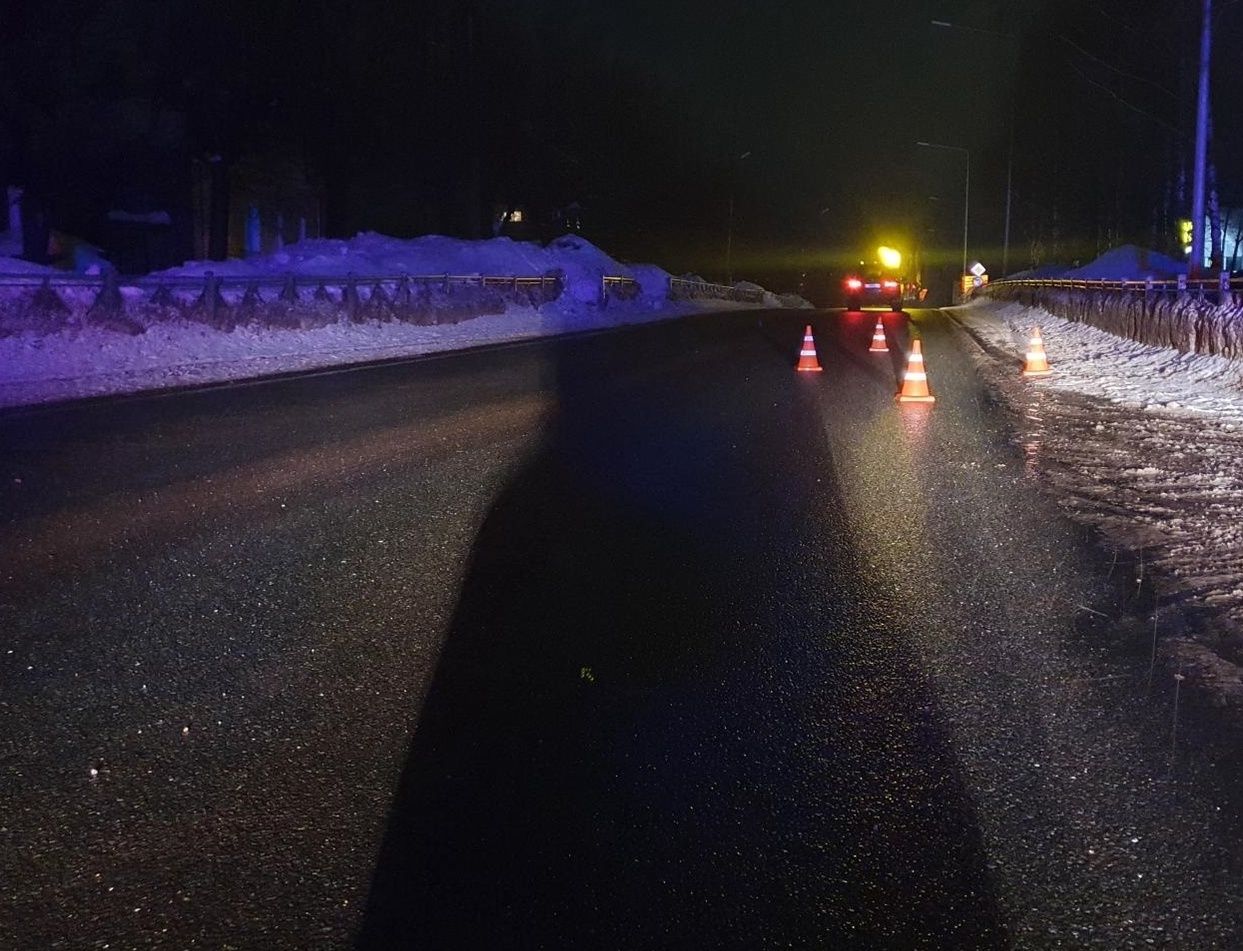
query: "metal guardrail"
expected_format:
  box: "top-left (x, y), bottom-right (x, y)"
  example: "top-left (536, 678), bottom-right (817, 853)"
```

top-left (0, 270), bottom-right (562, 292)
top-left (988, 273), bottom-right (1240, 295)
top-left (0, 270), bottom-right (570, 331)
top-left (599, 275), bottom-right (641, 304)
top-left (0, 268), bottom-right (780, 317)
top-left (667, 277), bottom-right (765, 304)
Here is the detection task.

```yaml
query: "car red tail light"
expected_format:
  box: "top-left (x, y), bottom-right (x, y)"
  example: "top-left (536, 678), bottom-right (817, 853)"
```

top-left (845, 278), bottom-right (863, 290)
top-left (883, 280), bottom-right (898, 289)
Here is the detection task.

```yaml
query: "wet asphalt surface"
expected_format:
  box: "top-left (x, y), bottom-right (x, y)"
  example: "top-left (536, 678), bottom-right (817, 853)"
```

top-left (4, 309), bottom-right (1243, 949)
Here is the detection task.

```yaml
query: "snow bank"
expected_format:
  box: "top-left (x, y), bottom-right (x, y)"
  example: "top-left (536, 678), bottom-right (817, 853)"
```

top-left (0, 232), bottom-right (806, 408)
top-left (1063, 245), bottom-right (1187, 281)
top-left (956, 297), bottom-right (1243, 708)
top-left (984, 280), bottom-right (1243, 359)
top-left (151, 232), bottom-right (660, 307)
top-left (1004, 246), bottom-right (1188, 283)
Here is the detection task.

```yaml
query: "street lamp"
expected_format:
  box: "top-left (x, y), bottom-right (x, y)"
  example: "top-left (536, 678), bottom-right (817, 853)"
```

top-left (726, 150), bottom-right (751, 285)
top-left (1190, 0), bottom-right (1211, 273)
top-left (916, 141), bottom-right (970, 281)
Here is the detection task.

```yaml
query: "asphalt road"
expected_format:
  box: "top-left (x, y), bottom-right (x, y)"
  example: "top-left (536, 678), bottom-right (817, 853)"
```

top-left (4, 309), bottom-right (1243, 949)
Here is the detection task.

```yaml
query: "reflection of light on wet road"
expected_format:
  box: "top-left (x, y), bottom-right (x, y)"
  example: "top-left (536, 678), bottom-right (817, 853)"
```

top-left (897, 402), bottom-right (934, 442)
top-left (825, 391), bottom-right (938, 616)
top-left (1022, 393), bottom-right (1046, 477)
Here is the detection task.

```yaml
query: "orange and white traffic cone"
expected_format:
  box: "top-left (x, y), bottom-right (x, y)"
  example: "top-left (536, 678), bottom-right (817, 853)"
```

top-left (868, 317), bottom-right (888, 353)
top-left (897, 339), bottom-right (935, 403)
top-left (795, 324), bottom-right (823, 372)
top-left (1023, 327), bottom-right (1052, 377)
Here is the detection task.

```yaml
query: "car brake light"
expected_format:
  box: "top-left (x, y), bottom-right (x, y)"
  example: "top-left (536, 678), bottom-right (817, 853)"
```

top-left (883, 280), bottom-right (898, 289)
top-left (845, 278), bottom-right (863, 290)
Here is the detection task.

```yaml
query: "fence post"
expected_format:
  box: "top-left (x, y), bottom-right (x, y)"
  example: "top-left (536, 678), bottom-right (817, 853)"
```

top-left (29, 276), bottom-right (69, 316)
top-left (368, 280), bottom-right (391, 321)
top-left (150, 281), bottom-right (175, 308)
top-left (241, 280), bottom-right (262, 318)
top-left (343, 272), bottom-right (363, 322)
top-left (191, 271), bottom-right (229, 329)
top-left (1177, 273), bottom-right (1188, 294)
top-left (89, 269), bottom-right (124, 315)
top-left (1221, 271), bottom-right (1230, 293)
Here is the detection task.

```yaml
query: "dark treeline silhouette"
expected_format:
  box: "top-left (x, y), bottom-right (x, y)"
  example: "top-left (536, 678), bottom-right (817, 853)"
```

top-left (0, 0), bottom-right (736, 273)
top-left (2, 0), bottom-right (1242, 278)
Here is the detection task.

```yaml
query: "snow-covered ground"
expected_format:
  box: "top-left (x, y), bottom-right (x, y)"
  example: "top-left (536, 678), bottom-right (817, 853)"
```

top-left (1062, 244), bottom-right (1188, 280)
top-left (0, 232), bottom-right (806, 408)
top-left (956, 298), bottom-right (1243, 703)
top-left (1007, 244), bottom-right (1188, 281)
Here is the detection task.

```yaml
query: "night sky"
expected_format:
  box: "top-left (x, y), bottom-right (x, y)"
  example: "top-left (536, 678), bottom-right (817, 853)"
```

top-left (2, 0), bottom-right (1240, 286)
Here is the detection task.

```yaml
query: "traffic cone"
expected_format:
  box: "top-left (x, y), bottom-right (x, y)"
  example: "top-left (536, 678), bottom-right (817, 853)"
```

top-left (1023, 327), bottom-right (1052, 377)
top-left (868, 317), bottom-right (888, 353)
top-left (897, 339), bottom-right (935, 403)
top-left (795, 325), bottom-right (823, 372)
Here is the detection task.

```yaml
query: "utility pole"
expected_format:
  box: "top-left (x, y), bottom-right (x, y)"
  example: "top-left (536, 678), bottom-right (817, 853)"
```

top-left (1003, 119), bottom-right (1014, 277)
top-left (1190, 0), bottom-right (1212, 274)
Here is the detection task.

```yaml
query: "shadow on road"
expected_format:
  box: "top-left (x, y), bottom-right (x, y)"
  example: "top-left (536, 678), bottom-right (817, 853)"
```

top-left (355, 313), bottom-right (1007, 949)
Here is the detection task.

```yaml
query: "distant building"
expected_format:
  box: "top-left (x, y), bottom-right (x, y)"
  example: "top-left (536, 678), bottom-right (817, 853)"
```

top-left (493, 204), bottom-right (533, 240)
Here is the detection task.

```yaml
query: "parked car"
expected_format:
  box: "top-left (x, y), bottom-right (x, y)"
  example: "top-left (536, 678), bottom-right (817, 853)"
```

top-left (843, 268), bottom-right (903, 311)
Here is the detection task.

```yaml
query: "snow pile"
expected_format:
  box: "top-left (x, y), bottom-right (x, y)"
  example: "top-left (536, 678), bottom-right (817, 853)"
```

top-left (956, 297), bottom-right (1243, 702)
top-left (1004, 246), bottom-right (1189, 283)
top-left (1062, 245), bottom-right (1187, 281)
top-left (962, 298), bottom-right (1243, 412)
top-left (0, 233), bottom-right (805, 407)
top-left (153, 232), bottom-right (663, 306)
top-left (777, 292), bottom-right (813, 309)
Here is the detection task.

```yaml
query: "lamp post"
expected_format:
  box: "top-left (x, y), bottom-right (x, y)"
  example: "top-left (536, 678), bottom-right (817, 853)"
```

top-left (725, 150), bottom-right (751, 285)
top-left (1190, 0), bottom-right (1211, 274)
top-left (931, 19), bottom-right (1015, 277)
top-left (917, 141), bottom-right (970, 281)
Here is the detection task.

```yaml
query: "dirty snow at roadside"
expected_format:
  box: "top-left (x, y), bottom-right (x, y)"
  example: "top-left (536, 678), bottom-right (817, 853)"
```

top-left (0, 303), bottom-right (707, 408)
top-left (955, 297), bottom-right (1243, 700)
